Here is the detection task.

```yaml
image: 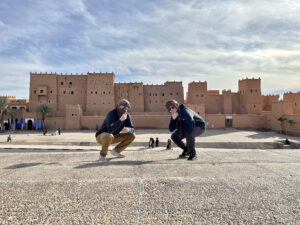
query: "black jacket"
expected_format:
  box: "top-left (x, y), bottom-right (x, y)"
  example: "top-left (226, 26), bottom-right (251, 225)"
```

top-left (95, 108), bottom-right (134, 137)
top-left (169, 104), bottom-right (205, 134)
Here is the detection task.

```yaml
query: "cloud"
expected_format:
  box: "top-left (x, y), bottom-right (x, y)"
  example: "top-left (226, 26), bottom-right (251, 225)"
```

top-left (0, 0), bottom-right (300, 99)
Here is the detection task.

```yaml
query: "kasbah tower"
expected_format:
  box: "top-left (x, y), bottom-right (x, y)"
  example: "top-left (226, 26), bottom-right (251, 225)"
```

top-left (1, 72), bottom-right (300, 135)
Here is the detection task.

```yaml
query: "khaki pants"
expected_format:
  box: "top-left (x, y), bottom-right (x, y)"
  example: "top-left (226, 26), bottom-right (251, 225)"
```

top-left (96, 132), bottom-right (136, 157)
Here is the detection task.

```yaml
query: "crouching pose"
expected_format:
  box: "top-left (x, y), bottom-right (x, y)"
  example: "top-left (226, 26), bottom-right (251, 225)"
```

top-left (166, 100), bottom-right (206, 161)
top-left (95, 99), bottom-right (136, 162)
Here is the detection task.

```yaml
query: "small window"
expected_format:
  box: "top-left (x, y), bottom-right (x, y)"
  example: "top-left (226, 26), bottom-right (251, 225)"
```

top-left (91, 91), bottom-right (93, 94)
top-left (170, 93), bottom-right (173, 95)
top-left (69, 82), bottom-right (72, 85)
top-left (49, 100), bottom-right (50, 103)
top-left (50, 91), bottom-right (53, 93)
top-left (176, 92), bottom-right (179, 95)
top-left (201, 94), bottom-right (204, 97)
top-left (149, 93), bottom-right (151, 96)
top-left (255, 89), bottom-right (258, 93)
top-left (33, 90), bottom-right (36, 94)
top-left (72, 114), bottom-right (74, 116)
top-left (250, 89), bottom-right (253, 93)
top-left (196, 94), bottom-right (199, 97)
top-left (63, 91), bottom-right (66, 94)
top-left (61, 82), bottom-right (64, 85)
top-left (71, 91), bottom-right (74, 95)
top-left (95, 91), bottom-right (98, 94)
top-left (155, 93), bottom-right (157, 96)
top-left (103, 91), bottom-right (105, 94)
top-left (254, 104), bottom-right (256, 108)
top-left (162, 93), bottom-right (165, 96)
top-left (40, 90), bottom-right (44, 93)
top-left (295, 103), bottom-right (297, 107)
top-left (109, 91), bottom-right (111, 94)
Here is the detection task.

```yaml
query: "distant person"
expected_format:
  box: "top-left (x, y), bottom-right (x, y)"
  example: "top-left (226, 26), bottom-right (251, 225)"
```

top-left (149, 137), bottom-right (154, 148)
top-left (166, 139), bottom-right (173, 150)
top-left (58, 128), bottom-right (61, 135)
top-left (7, 135), bottom-right (12, 143)
top-left (95, 99), bottom-right (135, 162)
top-left (43, 130), bottom-right (48, 136)
top-left (155, 137), bottom-right (159, 147)
top-left (166, 100), bottom-right (206, 161)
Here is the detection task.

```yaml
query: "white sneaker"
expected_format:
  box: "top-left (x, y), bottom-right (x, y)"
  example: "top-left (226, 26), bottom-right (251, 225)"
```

top-left (111, 149), bottom-right (125, 158)
top-left (99, 156), bottom-right (107, 162)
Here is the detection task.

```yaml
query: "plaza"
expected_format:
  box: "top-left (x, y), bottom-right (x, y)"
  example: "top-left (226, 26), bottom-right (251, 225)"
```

top-left (0, 129), bottom-right (299, 224)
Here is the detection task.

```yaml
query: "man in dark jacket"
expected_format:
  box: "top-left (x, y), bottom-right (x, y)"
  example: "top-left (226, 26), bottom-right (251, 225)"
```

top-left (166, 99), bottom-right (205, 161)
top-left (95, 99), bottom-right (136, 162)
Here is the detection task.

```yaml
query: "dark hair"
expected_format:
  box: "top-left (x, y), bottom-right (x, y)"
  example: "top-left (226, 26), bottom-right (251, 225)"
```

top-left (165, 99), bottom-right (179, 110)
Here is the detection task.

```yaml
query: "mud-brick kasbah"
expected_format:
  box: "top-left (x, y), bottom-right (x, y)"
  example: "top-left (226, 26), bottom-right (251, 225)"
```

top-left (1, 72), bottom-right (300, 135)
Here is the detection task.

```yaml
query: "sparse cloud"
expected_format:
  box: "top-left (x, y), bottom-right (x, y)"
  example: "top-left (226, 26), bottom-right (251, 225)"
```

top-left (0, 0), bottom-right (300, 98)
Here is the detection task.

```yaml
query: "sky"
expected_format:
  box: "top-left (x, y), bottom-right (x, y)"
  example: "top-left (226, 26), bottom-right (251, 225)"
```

top-left (0, 0), bottom-right (300, 99)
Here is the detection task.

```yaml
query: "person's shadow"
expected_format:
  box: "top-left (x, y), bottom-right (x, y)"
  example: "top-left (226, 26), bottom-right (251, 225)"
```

top-left (74, 159), bottom-right (155, 168)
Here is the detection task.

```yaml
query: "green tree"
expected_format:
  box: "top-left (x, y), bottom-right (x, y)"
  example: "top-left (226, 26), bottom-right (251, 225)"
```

top-left (277, 116), bottom-right (287, 134)
top-left (36, 104), bottom-right (52, 130)
top-left (7, 108), bottom-right (18, 130)
top-left (0, 98), bottom-right (11, 130)
top-left (286, 119), bottom-right (296, 140)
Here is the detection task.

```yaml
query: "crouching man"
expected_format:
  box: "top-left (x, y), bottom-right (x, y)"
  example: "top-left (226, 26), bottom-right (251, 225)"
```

top-left (166, 99), bottom-right (206, 161)
top-left (95, 99), bottom-right (136, 162)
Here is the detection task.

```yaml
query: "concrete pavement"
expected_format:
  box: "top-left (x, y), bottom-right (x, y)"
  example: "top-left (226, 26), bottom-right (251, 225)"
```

top-left (0, 129), bottom-right (299, 224)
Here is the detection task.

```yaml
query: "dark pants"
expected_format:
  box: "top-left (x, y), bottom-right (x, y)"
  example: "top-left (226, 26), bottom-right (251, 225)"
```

top-left (171, 127), bottom-right (205, 156)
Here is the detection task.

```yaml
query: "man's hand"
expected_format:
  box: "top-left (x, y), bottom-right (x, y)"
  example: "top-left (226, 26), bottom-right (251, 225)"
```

top-left (121, 127), bottom-right (129, 133)
top-left (120, 113), bottom-right (128, 122)
top-left (171, 112), bottom-right (178, 120)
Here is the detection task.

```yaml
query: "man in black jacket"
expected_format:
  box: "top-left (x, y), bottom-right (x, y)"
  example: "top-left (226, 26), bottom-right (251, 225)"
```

top-left (166, 100), bottom-right (206, 161)
top-left (95, 99), bottom-right (135, 162)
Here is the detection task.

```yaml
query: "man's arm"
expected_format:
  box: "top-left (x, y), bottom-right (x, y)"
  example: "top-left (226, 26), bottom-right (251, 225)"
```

top-left (105, 111), bottom-right (124, 133)
top-left (169, 118), bottom-right (177, 132)
top-left (180, 106), bottom-right (194, 134)
top-left (124, 114), bottom-right (135, 133)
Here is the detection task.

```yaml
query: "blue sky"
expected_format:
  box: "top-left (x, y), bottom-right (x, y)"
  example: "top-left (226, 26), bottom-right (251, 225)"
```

top-left (1, 0), bottom-right (300, 99)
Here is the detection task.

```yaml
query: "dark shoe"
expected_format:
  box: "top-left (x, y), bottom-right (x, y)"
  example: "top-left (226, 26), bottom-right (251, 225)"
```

top-left (187, 155), bottom-right (197, 161)
top-left (179, 151), bottom-right (189, 158)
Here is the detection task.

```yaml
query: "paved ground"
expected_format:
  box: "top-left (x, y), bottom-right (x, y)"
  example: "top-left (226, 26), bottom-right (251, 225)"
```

top-left (0, 129), bottom-right (299, 224)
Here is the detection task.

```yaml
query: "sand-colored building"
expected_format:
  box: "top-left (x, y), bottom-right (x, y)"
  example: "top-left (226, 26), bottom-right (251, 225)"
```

top-left (2, 72), bottom-right (300, 135)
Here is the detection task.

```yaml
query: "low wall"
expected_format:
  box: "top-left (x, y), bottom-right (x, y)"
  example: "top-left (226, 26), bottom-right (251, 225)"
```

top-left (266, 114), bottom-right (300, 135)
top-left (132, 115), bottom-right (170, 129)
top-left (81, 116), bottom-right (106, 130)
top-left (205, 114), bottom-right (225, 129)
top-left (232, 114), bottom-right (266, 129)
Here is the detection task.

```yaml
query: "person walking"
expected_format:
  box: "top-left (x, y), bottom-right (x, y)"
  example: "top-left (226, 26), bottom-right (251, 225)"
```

top-left (95, 99), bottom-right (136, 162)
top-left (7, 135), bottom-right (12, 143)
top-left (165, 100), bottom-right (206, 161)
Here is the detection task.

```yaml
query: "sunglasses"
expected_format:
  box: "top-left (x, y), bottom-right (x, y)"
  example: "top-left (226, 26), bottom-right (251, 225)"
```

top-left (168, 106), bottom-right (176, 112)
top-left (119, 105), bottom-right (130, 110)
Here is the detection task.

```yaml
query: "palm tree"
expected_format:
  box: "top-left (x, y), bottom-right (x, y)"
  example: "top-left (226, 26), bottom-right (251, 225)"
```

top-left (36, 104), bottom-right (52, 130)
top-left (277, 116), bottom-right (287, 134)
top-left (7, 108), bottom-right (18, 130)
top-left (285, 119), bottom-right (296, 144)
top-left (0, 98), bottom-right (11, 131)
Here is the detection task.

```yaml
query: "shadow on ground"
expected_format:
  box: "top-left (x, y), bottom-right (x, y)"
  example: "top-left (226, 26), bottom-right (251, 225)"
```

top-left (74, 160), bottom-right (155, 169)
